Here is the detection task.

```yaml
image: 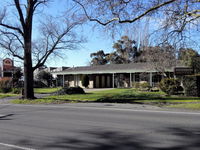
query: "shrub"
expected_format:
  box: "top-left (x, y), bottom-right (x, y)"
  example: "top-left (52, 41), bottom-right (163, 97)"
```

top-left (182, 75), bottom-right (200, 96)
top-left (132, 81), bottom-right (151, 91)
top-left (132, 82), bottom-right (140, 88)
top-left (55, 87), bottom-right (85, 95)
top-left (12, 88), bottom-right (22, 94)
top-left (150, 87), bottom-right (160, 92)
top-left (81, 75), bottom-right (89, 88)
top-left (139, 81), bottom-right (150, 89)
top-left (0, 78), bottom-right (12, 93)
top-left (159, 78), bottom-right (182, 95)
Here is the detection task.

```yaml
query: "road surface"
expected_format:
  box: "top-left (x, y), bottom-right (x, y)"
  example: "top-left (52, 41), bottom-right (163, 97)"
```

top-left (0, 103), bottom-right (200, 150)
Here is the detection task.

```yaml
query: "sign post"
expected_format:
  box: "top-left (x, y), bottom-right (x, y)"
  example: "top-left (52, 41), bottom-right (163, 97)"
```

top-left (174, 67), bottom-right (194, 76)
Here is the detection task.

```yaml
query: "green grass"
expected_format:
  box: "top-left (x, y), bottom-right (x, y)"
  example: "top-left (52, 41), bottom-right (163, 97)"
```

top-left (0, 93), bottom-right (17, 98)
top-left (11, 88), bottom-right (200, 110)
top-left (167, 103), bottom-right (200, 110)
top-left (12, 98), bottom-right (66, 104)
top-left (34, 87), bottom-right (61, 94)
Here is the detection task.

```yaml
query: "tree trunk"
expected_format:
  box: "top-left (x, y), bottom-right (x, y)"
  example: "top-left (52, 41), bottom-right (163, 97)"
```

top-left (23, 2), bottom-right (34, 99)
top-left (23, 40), bottom-right (34, 99)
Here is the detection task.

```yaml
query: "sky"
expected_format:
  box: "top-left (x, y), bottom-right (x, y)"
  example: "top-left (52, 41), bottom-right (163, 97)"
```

top-left (41, 0), bottom-right (148, 67)
top-left (0, 0), bottom-right (199, 68)
top-left (0, 0), bottom-right (115, 67)
top-left (32, 0), bottom-right (200, 68)
top-left (37, 0), bottom-right (115, 67)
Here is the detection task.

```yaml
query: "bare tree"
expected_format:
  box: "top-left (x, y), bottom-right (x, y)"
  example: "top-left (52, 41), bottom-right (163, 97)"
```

top-left (73, 0), bottom-right (199, 26)
top-left (74, 0), bottom-right (199, 75)
top-left (74, 0), bottom-right (200, 45)
top-left (139, 45), bottom-right (177, 77)
top-left (0, 0), bottom-right (84, 99)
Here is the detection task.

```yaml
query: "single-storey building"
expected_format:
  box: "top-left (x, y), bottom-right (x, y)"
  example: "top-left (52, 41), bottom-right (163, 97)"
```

top-left (52, 62), bottom-right (189, 88)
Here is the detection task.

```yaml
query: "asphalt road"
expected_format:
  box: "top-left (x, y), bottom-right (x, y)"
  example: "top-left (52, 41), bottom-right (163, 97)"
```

top-left (0, 103), bottom-right (200, 150)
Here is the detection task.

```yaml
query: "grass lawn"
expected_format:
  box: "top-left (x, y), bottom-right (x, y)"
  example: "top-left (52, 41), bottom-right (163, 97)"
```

top-left (11, 88), bottom-right (200, 108)
top-left (0, 93), bottom-right (17, 99)
top-left (34, 87), bottom-right (61, 94)
top-left (167, 103), bottom-right (200, 110)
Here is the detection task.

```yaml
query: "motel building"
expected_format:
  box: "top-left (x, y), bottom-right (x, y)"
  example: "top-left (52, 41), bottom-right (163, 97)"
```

top-left (52, 62), bottom-right (191, 88)
top-left (0, 58), bottom-right (19, 78)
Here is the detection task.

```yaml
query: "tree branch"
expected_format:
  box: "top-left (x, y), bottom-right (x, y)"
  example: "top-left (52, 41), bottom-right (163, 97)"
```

top-left (0, 23), bottom-right (24, 35)
top-left (74, 0), bottom-right (177, 25)
top-left (14, 0), bottom-right (26, 29)
top-left (0, 30), bottom-right (24, 47)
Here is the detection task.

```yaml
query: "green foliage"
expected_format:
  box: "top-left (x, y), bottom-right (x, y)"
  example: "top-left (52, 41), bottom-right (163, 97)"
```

top-left (12, 88), bottom-right (22, 94)
top-left (140, 82), bottom-right (150, 89)
top-left (132, 82), bottom-right (140, 88)
top-left (81, 75), bottom-right (89, 88)
top-left (159, 78), bottom-right (182, 95)
top-left (0, 78), bottom-right (12, 93)
top-left (182, 75), bottom-right (199, 96)
top-left (132, 81), bottom-right (151, 90)
top-left (90, 50), bottom-right (109, 65)
top-left (90, 36), bottom-right (141, 65)
top-left (191, 56), bottom-right (200, 73)
top-left (178, 48), bottom-right (199, 66)
top-left (109, 36), bottom-right (140, 64)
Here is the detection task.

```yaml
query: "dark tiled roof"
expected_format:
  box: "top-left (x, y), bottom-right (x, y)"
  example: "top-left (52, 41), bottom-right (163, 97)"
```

top-left (54, 62), bottom-right (185, 75)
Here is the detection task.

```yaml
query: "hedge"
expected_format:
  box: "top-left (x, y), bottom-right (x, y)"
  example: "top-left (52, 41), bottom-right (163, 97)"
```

top-left (183, 75), bottom-right (200, 97)
top-left (0, 78), bottom-right (12, 93)
top-left (159, 78), bottom-right (182, 95)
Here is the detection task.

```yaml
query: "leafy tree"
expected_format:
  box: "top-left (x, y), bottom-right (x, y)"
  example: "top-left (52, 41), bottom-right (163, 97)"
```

top-left (191, 56), bottom-right (200, 74)
top-left (108, 36), bottom-right (140, 64)
top-left (0, 0), bottom-right (84, 99)
top-left (90, 36), bottom-right (140, 65)
top-left (81, 75), bottom-right (89, 88)
top-left (37, 71), bottom-right (53, 87)
top-left (178, 48), bottom-right (199, 67)
top-left (90, 50), bottom-right (109, 65)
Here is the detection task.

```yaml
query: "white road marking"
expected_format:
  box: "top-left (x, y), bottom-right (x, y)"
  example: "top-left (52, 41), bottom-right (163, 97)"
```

top-left (1, 104), bottom-right (200, 115)
top-left (0, 142), bottom-right (36, 150)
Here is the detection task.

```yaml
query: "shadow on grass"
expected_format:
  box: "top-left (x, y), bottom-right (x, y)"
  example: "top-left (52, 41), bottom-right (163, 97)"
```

top-left (14, 127), bottom-right (200, 149)
top-left (34, 91), bottom-right (200, 104)
top-left (95, 93), bottom-right (200, 103)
